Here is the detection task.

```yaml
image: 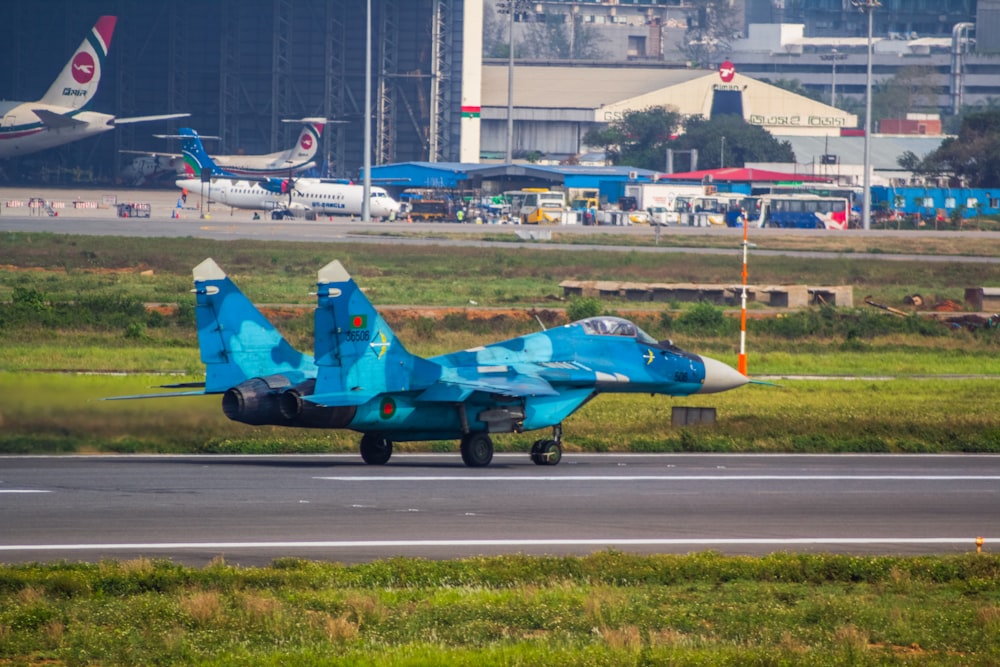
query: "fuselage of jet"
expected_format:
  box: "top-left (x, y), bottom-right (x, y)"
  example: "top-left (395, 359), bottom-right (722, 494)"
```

top-left (0, 15), bottom-right (186, 160)
top-left (0, 103), bottom-right (115, 158)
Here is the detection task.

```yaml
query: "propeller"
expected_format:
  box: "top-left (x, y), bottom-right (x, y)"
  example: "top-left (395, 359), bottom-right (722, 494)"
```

top-left (258, 170), bottom-right (298, 214)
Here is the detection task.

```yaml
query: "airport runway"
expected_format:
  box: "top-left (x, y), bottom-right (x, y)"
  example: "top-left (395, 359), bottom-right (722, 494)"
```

top-left (1, 453), bottom-right (997, 565)
top-left (2, 186), bottom-right (999, 263)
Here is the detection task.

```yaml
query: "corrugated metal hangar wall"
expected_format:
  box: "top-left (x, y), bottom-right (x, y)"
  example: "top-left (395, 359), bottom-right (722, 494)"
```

top-left (0, 0), bottom-right (467, 182)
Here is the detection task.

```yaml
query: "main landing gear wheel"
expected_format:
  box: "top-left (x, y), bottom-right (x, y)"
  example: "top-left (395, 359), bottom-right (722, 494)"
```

top-left (460, 432), bottom-right (494, 468)
top-left (360, 433), bottom-right (393, 465)
top-left (530, 439), bottom-right (562, 466)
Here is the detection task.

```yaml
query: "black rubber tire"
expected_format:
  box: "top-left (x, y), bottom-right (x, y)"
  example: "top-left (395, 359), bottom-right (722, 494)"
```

top-left (460, 432), bottom-right (494, 468)
top-left (530, 439), bottom-right (545, 465)
top-left (360, 433), bottom-right (392, 465)
top-left (535, 440), bottom-right (562, 466)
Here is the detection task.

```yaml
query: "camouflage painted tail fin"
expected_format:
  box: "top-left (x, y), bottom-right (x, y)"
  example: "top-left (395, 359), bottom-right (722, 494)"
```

top-left (193, 258), bottom-right (314, 393)
top-left (311, 260), bottom-right (439, 405)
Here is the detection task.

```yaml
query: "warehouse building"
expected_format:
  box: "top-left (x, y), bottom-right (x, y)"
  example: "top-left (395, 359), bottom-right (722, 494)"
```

top-left (480, 62), bottom-right (855, 162)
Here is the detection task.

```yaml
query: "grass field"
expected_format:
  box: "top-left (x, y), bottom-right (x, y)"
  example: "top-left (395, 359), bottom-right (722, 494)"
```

top-left (1, 552), bottom-right (998, 666)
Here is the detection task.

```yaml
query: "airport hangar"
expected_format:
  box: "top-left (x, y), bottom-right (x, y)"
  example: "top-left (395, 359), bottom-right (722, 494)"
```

top-left (478, 62), bottom-right (858, 164)
top-left (0, 0), bottom-right (484, 182)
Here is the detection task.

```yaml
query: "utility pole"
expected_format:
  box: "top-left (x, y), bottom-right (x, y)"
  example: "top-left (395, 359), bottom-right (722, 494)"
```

top-left (852, 0), bottom-right (880, 231)
top-left (498, 1), bottom-right (529, 163)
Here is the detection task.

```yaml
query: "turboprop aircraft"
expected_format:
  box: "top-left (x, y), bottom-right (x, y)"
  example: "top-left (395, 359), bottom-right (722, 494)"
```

top-left (111, 259), bottom-right (750, 467)
top-left (122, 120), bottom-right (326, 184)
top-left (175, 175), bottom-right (401, 220)
top-left (174, 131), bottom-right (400, 219)
top-left (0, 16), bottom-right (188, 159)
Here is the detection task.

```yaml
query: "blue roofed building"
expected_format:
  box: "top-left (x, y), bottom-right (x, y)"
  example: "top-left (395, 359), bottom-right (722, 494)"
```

top-left (369, 161), bottom-right (658, 198)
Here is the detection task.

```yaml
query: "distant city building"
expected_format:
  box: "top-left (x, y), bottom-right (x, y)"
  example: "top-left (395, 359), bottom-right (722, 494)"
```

top-left (745, 0), bottom-right (975, 38)
top-left (727, 22), bottom-right (996, 115)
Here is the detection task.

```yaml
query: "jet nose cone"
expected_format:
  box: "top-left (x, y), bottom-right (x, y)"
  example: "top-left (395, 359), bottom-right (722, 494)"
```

top-left (697, 356), bottom-right (749, 394)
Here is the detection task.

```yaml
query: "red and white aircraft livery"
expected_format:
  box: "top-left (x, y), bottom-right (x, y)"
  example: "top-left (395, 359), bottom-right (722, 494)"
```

top-left (0, 15), bottom-right (187, 159)
top-left (122, 120), bottom-right (326, 186)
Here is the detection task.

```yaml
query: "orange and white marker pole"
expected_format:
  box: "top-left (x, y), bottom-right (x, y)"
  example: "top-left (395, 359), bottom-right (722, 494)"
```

top-left (738, 213), bottom-right (749, 376)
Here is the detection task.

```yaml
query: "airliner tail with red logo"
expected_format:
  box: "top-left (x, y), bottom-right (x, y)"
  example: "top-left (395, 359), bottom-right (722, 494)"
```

top-left (185, 118), bottom-right (326, 178)
top-left (0, 15), bottom-right (188, 159)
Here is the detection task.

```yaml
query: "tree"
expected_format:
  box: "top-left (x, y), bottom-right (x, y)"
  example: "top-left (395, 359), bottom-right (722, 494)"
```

top-left (767, 79), bottom-right (824, 104)
top-left (482, 1), bottom-right (510, 59)
top-left (672, 115), bottom-right (795, 170)
top-left (839, 66), bottom-right (939, 130)
top-left (909, 110), bottom-right (1000, 187)
top-left (583, 106), bottom-right (682, 169)
top-left (585, 108), bottom-right (795, 171)
top-left (871, 66), bottom-right (937, 123)
top-left (681, 0), bottom-right (742, 67)
top-left (519, 15), bottom-right (606, 60)
top-left (484, 1), bottom-right (605, 61)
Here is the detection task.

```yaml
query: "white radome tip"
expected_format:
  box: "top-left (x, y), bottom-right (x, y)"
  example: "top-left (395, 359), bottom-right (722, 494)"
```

top-left (318, 260), bottom-right (350, 284)
top-left (193, 258), bottom-right (226, 282)
top-left (697, 356), bottom-right (750, 394)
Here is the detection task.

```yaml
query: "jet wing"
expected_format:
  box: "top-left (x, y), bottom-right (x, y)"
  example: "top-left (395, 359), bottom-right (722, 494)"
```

top-left (32, 109), bottom-right (85, 128)
top-left (119, 149), bottom-right (181, 158)
top-left (114, 113), bottom-right (191, 125)
top-left (103, 389), bottom-right (208, 400)
top-left (103, 381), bottom-right (213, 400)
top-left (417, 373), bottom-right (558, 402)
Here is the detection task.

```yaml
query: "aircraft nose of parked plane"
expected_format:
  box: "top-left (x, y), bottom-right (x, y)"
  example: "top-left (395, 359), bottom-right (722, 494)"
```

top-left (696, 356), bottom-right (750, 394)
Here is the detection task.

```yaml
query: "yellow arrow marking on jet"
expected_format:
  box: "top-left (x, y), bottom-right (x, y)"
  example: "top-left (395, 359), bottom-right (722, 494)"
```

top-left (643, 349), bottom-right (655, 365)
top-left (370, 330), bottom-right (390, 359)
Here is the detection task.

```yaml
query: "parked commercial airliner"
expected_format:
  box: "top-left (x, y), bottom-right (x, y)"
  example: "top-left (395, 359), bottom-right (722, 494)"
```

top-left (0, 16), bottom-right (188, 159)
top-left (121, 120), bottom-right (325, 185)
top-left (174, 130), bottom-right (400, 220)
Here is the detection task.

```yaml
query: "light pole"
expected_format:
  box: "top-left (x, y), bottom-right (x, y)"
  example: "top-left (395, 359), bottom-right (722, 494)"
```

top-left (720, 136), bottom-right (725, 169)
top-left (831, 48), bottom-right (837, 104)
top-left (853, 0), bottom-right (880, 231)
top-left (362, 0), bottom-right (372, 222)
top-left (500, 1), bottom-right (530, 163)
top-left (819, 48), bottom-right (847, 106)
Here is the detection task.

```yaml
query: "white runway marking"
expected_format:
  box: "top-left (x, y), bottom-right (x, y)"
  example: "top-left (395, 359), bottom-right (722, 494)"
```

top-left (314, 475), bottom-right (1000, 482)
top-left (0, 489), bottom-right (50, 493)
top-left (0, 537), bottom-right (994, 553)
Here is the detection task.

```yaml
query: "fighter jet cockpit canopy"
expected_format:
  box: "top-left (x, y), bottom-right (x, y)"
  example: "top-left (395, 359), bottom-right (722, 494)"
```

top-left (577, 316), bottom-right (659, 345)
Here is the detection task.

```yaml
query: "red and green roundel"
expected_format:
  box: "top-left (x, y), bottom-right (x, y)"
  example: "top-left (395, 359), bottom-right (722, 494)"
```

top-left (379, 397), bottom-right (397, 420)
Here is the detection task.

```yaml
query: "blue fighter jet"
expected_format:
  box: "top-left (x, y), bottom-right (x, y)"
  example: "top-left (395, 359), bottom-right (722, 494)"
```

top-left (128, 259), bottom-right (749, 467)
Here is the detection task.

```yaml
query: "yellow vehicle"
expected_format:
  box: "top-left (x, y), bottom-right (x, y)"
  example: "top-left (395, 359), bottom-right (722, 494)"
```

top-left (504, 188), bottom-right (565, 224)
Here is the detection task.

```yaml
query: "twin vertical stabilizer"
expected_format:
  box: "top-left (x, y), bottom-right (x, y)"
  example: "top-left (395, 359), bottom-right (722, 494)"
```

top-left (192, 258), bottom-right (313, 393)
top-left (310, 260), bottom-right (440, 405)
